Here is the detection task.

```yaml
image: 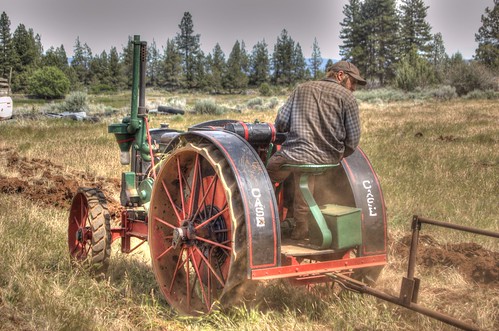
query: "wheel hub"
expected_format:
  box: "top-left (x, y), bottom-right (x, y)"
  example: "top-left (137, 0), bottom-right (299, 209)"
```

top-left (76, 227), bottom-right (92, 243)
top-left (172, 223), bottom-right (196, 249)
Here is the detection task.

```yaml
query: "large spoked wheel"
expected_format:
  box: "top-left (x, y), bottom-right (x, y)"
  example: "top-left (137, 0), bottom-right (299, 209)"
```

top-left (149, 141), bottom-right (248, 315)
top-left (68, 187), bottom-right (111, 274)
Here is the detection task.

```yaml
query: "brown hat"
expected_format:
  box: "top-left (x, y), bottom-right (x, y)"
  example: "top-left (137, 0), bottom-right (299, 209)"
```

top-left (328, 61), bottom-right (367, 85)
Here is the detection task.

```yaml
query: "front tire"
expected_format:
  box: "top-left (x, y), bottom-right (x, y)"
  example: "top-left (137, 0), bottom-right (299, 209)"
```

top-left (68, 187), bottom-right (111, 274)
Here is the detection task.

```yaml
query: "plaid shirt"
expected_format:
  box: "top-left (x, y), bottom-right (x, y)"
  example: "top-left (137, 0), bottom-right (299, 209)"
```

top-left (275, 78), bottom-right (361, 164)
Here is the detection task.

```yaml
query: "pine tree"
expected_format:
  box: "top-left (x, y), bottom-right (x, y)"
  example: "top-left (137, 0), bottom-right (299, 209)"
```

top-left (12, 24), bottom-right (38, 69)
top-left (11, 24), bottom-right (41, 92)
top-left (225, 40), bottom-right (248, 92)
top-left (310, 37), bottom-right (323, 79)
top-left (360, 0), bottom-right (399, 85)
top-left (399, 0), bottom-right (433, 58)
top-left (249, 39), bottom-right (270, 86)
top-left (147, 40), bottom-right (161, 87)
top-left (71, 37), bottom-right (92, 86)
top-left (121, 36), bottom-right (134, 87)
top-left (292, 43), bottom-right (307, 82)
top-left (429, 32), bottom-right (448, 82)
top-left (89, 50), bottom-right (110, 88)
top-left (42, 45), bottom-right (68, 71)
top-left (192, 50), bottom-right (207, 89)
top-left (272, 29), bottom-right (295, 85)
top-left (175, 12), bottom-right (201, 88)
top-left (108, 46), bottom-right (123, 90)
top-left (339, 0), bottom-right (364, 66)
top-left (0, 11), bottom-right (15, 78)
top-left (475, 0), bottom-right (499, 69)
top-left (162, 38), bottom-right (182, 90)
top-left (207, 43), bottom-right (225, 93)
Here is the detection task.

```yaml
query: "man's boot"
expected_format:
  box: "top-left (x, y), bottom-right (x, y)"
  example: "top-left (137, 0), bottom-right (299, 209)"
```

top-left (291, 221), bottom-right (308, 240)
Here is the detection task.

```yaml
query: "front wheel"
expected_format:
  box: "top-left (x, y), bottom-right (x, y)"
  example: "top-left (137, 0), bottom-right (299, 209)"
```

top-left (68, 187), bottom-right (111, 274)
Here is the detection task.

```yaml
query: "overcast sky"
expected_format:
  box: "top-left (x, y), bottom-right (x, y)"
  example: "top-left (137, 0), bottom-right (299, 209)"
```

top-left (1, 0), bottom-right (494, 60)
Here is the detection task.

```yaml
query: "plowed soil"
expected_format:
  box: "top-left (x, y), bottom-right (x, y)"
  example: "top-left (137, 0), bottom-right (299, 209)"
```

top-left (0, 147), bottom-right (122, 217)
top-left (394, 234), bottom-right (498, 285)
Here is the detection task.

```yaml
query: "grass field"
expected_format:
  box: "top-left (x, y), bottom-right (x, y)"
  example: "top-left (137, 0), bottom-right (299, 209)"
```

top-left (0, 93), bottom-right (497, 330)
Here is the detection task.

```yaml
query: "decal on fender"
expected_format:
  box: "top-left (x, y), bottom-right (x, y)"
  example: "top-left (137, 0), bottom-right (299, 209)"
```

top-left (251, 188), bottom-right (266, 227)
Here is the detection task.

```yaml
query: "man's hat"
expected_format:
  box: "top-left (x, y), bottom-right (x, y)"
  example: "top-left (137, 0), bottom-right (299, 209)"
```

top-left (328, 61), bottom-right (367, 85)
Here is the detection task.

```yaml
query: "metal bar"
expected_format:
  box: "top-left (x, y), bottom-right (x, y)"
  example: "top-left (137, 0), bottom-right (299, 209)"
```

top-left (330, 273), bottom-right (479, 331)
top-left (252, 254), bottom-right (387, 280)
top-left (407, 216), bottom-right (421, 280)
top-left (415, 215), bottom-right (499, 238)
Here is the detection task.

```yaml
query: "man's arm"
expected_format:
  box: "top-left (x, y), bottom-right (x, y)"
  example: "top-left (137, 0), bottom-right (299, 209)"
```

top-left (274, 90), bottom-right (295, 132)
top-left (343, 96), bottom-right (361, 157)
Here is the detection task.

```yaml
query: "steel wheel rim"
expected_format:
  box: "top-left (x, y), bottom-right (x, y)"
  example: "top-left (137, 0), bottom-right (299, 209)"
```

top-left (68, 192), bottom-right (92, 261)
top-left (150, 148), bottom-right (233, 314)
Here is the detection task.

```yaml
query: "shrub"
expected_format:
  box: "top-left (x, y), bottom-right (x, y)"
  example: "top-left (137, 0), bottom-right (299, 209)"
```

top-left (432, 85), bottom-right (457, 101)
top-left (259, 82), bottom-right (272, 96)
top-left (246, 97), bottom-right (264, 109)
top-left (193, 99), bottom-right (226, 115)
top-left (445, 59), bottom-right (496, 96)
top-left (59, 91), bottom-right (89, 113)
top-left (268, 97), bottom-right (280, 109)
top-left (28, 66), bottom-right (70, 99)
top-left (464, 89), bottom-right (499, 100)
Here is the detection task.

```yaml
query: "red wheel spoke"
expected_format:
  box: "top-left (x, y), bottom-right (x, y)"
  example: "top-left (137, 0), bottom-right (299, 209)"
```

top-left (161, 179), bottom-right (183, 225)
top-left (156, 244), bottom-right (174, 260)
top-left (208, 178), bottom-right (219, 218)
top-left (186, 248), bottom-right (191, 310)
top-left (189, 248), bottom-right (210, 311)
top-left (187, 154), bottom-right (201, 218)
top-left (154, 216), bottom-right (176, 230)
top-left (195, 236), bottom-right (232, 252)
top-left (176, 157), bottom-right (186, 219)
top-left (193, 246), bottom-right (225, 287)
top-left (194, 206), bottom-right (228, 231)
top-left (70, 243), bottom-right (80, 256)
top-left (168, 247), bottom-right (188, 294)
top-left (210, 246), bottom-right (227, 284)
top-left (191, 174), bottom-right (219, 224)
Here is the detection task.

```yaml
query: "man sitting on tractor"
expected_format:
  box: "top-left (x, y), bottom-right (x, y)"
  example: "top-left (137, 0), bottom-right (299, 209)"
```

top-left (267, 61), bottom-right (366, 240)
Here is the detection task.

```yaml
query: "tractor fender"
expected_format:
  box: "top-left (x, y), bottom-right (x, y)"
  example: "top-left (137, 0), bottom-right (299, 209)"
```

top-left (164, 130), bottom-right (281, 277)
top-left (341, 148), bottom-right (387, 256)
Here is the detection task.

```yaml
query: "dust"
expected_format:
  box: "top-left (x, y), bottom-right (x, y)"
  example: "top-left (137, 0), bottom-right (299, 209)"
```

top-left (0, 147), bottom-right (121, 217)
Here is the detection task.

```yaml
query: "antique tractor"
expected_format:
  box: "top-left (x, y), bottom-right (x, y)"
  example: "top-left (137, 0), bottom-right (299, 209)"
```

top-left (68, 36), bottom-right (494, 330)
top-left (67, 35), bottom-right (387, 313)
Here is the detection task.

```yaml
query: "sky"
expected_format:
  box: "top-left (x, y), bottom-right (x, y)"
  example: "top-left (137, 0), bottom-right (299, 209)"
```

top-left (0, 0), bottom-right (494, 60)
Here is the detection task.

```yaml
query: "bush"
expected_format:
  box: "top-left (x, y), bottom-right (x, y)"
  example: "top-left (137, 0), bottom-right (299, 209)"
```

top-left (432, 85), bottom-right (457, 101)
top-left (193, 99), bottom-right (226, 115)
top-left (464, 89), bottom-right (499, 100)
top-left (446, 59), bottom-right (496, 96)
top-left (246, 97), bottom-right (264, 109)
top-left (59, 91), bottom-right (89, 112)
top-left (28, 66), bottom-right (70, 99)
top-left (259, 83), bottom-right (272, 96)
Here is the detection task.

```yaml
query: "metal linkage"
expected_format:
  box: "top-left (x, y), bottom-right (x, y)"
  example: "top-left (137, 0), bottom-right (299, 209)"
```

top-left (329, 215), bottom-right (499, 331)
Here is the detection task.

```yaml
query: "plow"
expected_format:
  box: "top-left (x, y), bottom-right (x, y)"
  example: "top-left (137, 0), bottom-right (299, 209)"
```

top-left (67, 36), bottom-right (498, 330)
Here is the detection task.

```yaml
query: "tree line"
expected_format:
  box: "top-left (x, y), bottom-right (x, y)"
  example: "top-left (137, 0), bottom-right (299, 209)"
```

top-left (0, 0), bottom-right (497, 98)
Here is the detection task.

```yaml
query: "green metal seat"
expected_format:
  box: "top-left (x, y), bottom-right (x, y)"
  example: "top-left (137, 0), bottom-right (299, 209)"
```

top-left (281, 163), bottom-right (339, 249)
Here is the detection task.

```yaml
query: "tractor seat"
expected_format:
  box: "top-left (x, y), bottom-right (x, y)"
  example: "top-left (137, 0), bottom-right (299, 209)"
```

top-left (280, 163), bottom-right (339, 249)
top-left (281, 163), bottom-right (339, 174)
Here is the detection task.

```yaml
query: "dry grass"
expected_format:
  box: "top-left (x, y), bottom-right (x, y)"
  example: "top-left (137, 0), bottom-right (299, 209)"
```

top-left (0, 95), bottom-right (497, 330)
